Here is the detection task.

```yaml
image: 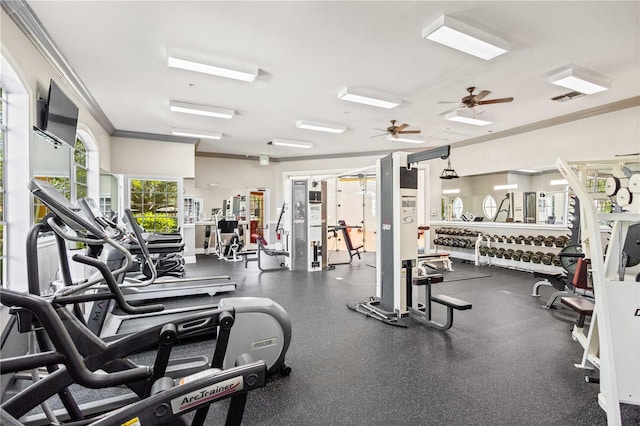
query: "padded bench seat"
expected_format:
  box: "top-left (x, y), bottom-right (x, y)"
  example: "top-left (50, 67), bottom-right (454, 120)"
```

top-left (560, 296), bottom-right (595, 328)
top-left (431, 294), bottom-right (473, 310)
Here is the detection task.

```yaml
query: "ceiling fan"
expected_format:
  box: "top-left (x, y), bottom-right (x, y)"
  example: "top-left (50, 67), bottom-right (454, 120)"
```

top-left (371, 120), bottom-right (421, 138)
top-left (439, 87), bottom-right (514, 116)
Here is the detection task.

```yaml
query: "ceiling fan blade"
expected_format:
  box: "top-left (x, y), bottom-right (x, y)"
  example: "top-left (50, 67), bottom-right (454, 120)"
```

top-left (474, 90), bottom-right (491, 101)
top-left (398, 130), bottom-right (421, 134)
top-left (395, 123), bottom-right (409, 132)
top-left (370, 133), bottom-right (389, 138)
top-left (373, 128), bottom-right (388, 132)
top-left (438, 101), bottom-right (461, 104)
top-left (478, 97), bottom-right (514, 105)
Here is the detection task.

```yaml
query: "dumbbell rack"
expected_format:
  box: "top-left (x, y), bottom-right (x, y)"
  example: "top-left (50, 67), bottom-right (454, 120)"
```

top-left (430, 222), bottom-right (571, 273)
top-left (557, 157), bottom-right (640, 425)
top-left (476, 233), bottom-right (566, 274)
top-left (432, 227), bottom-right (480, 262)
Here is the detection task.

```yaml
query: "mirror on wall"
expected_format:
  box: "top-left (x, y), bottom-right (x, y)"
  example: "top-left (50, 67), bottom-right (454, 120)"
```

top-left (31, 132), bottom-right (72, 222)
top-left (440, 170), bottom-right (569, 225)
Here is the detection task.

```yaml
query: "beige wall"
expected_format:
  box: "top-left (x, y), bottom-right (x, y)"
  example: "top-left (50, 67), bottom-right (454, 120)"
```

top-left (110, 137), bottom-right (195, 177)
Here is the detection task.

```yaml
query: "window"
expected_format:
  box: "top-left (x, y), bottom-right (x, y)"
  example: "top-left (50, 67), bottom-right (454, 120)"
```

top-left (452, 196), bottom-right (464, 219)
top-left (482, 195), bottom-right (497, 219)
top-left (99, 195), bottom-right (112, 217)
top-left (130, 179), bottom-right (179, 233)
top-left (1, 85), bottom-right (6, 286)
top-left (73, 137), bottom-right (88, 201)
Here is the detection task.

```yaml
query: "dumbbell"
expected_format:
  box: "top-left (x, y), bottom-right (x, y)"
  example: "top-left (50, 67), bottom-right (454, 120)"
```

top-left (543, 236), bottom-right (556, 247)
top-left (532, 235), bottom-right (545, 246)
top-left (551, 255), bottom-right (561, 267)
top-left (511, 250), bottom-right (523, 261)
top-left (495, 248), bottom-right (506, 258)
top-left (479, 246), bottom-right (489, 256)
top-left (531, 251), bottom-right (544, 264)
top-left (487, 247), bottom-right (497, 257)
top-left (554, 236), bottom-right (567, 248)
top-left (521, 251), bottom-right (531, 262)
top-left (541, 252), bottom-right (554, 265)
top-left (503, 249), bottom-right (514, 260)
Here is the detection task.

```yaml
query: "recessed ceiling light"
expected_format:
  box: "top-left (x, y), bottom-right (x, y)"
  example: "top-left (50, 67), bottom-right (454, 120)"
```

top-left (167, 50), bottom-right (258, 82)
top-left (171, 128), bottom-right (222, 140)
top-left (337, 87), bottom-right (401, 109)
top-left (422, 15), bottom-right (509, 60)
top-left (548, 65), bottom-right (610, 94)
top-left (268, 139), bottom-right (314, 149)
top-left (169, 100), bottom-right (234, 119)
top-left (386, 135), bottom-right (425, 144)
top-left (550, 179), bottom-right (569, 186)
top-left (445, 109), bottom-right (492, 126)
top-left (296, 120), bottom-right (346, 133)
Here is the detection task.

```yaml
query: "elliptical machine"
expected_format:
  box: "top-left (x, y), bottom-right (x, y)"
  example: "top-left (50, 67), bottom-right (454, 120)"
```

top-left (27, 178), bottom-right (293, 376)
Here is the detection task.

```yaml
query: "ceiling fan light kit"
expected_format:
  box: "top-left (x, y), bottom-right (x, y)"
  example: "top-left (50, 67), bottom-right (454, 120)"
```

top-left (337, 87), bottom-right (401, 109)
top-left (169, 100), bottom-right (235, 119)
top-left (445, 109), bottom-right (493, 126)
top-left (268, 138), bottom-right (314, 149)
top-left (547, 65), bottom-right (610, 94)
top-left (167, 50), bottom-right (258, 82)
top-left (295, 120), bottom-right (346, 133)
top-left (171, 128), bottom-right (222, 140)
top-left (422, 15), bottom-right (509, 60)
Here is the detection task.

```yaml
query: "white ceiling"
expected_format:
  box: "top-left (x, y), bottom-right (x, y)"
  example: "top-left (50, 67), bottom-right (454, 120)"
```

top-left (25, 1), bottom-right (640, 159)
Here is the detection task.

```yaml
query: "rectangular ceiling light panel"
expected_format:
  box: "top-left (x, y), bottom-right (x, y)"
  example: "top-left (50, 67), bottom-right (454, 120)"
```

top-left (167, 51), bottom-right (258, 82)
top-left (548, 65), bottom-right (610, 94)
top-left (296, 120), bottom-right (346, 133)
top-left (442, 189), bottom-right (461, 194)
top-left (445, 109), bottom-right (492, 126)
top-left (386, 135), bottom-right (425, 144)
top-left (550, 179), bottom-right (569, 186)
top-left (337, 87), bottom-right (401, 109)
top-left (171, 128), bottom-right (222, 140)
top-left (494, 183), bottom-right (518, 190)
top-left (422, 15), bottom-right (509, 60)
top-left (271, 138), bottom-right (314, 149)
top-left (169, 100), bottom-right (234, 119)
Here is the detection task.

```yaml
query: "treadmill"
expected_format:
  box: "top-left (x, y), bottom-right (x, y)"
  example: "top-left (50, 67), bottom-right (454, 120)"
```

top-left (28, 178), bottom-right (230, 341)
top-left (77, 197), bottom-right (236, 301)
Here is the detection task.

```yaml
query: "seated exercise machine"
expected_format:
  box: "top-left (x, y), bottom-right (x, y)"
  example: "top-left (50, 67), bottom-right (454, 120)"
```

top-left (348, 148), bottom-right (472, 330)
top-left (27, 178), bottom-right (293, 373)
top-left (559, 258), bottom-right (596, 351)
top-left (327, 220), bottom-right (363, 267)
top-left (0, 288), bottom-right (267, 425)
top-left (244, 235), bottom-right (289, 272)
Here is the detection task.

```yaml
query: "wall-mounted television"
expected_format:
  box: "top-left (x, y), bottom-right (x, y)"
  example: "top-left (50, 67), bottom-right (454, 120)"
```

top-left (35, 79), bottom-right (79, 147)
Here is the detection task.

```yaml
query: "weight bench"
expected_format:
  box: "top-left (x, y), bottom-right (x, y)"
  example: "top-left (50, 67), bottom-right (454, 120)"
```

top-left (244, 236), bottom-right (289, 272)
top-left (409, 274), bottom-right (472, 330)
top-left (560, 297), bottom-right (595, 329)
top-left (418, 252), bottom-right (453, 272)
top-left (328, 220), bottom-right (363, 266)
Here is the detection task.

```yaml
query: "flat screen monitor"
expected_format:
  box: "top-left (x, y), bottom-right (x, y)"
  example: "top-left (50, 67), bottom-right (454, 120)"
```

top-left (473, 216), bottom-right (485, 222)
top-left (40, 79), bottom-right (79, 147)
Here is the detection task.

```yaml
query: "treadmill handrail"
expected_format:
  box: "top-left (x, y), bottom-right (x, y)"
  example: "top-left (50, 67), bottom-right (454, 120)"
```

top-left (70, 254), bottom-right (164, 314)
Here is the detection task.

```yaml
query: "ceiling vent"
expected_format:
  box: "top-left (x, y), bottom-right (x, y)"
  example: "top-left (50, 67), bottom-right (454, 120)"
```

top-left (551, 91), bottom-right (585, 102)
